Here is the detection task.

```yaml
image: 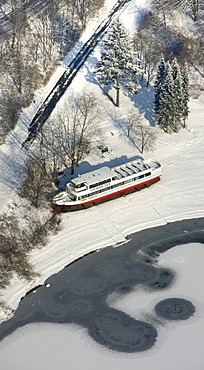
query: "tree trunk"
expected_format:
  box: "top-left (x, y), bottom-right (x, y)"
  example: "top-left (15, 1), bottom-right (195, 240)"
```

top-left (71, 159), bottom-right (75, 175)
top-left (193, 0), bottom-right (199, 21)
top-left (115, 74), bottom-right (120, 107)
top-left (183, 118), bottom-right (186, 128)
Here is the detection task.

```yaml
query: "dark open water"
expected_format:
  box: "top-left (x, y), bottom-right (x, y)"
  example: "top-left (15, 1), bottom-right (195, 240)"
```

top-left (0, 217), bottom-right (203, 352)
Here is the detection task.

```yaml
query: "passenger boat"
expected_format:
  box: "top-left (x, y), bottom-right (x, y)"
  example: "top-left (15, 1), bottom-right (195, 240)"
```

top-left (53, 158), bottom-right (162, 211)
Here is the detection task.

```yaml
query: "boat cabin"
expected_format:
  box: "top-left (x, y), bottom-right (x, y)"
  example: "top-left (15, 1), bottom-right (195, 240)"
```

top-left (70, 166), bottom-right (114, 192)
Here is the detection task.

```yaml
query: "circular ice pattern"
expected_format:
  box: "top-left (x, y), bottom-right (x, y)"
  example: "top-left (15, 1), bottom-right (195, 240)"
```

top-left (89, 309), bottom-right (158, 352)
top-left (155, 298), bottom-right (195, 320)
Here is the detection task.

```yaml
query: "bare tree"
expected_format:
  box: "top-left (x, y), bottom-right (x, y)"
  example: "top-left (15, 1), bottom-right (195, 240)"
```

top-left (153, 0), bottom-right (202, 22)
top-left (165, 0), bottom-right (200, 21)
top-left (1, 6), bottom-right (42, 98)
top-left (40, 92), bottom-right (102, 175)
top-left (4, 0), bottom-right (28, 50)
top-left (33, 12), bottom-right (56, 72)
top-left (133, 31), bottom-right (162, 87)
top-left (77, 0), bottom-right (105, 29)
top-left (0, 85), bottom-right (22, 133)
top-left (0, 202), bottom-right (61, 289)
top-left (124, 110), bottom-right (157, 153)
top-left (54, 6), bottom-right (80, 55)
top-left (125, 110), bottom-right (143, 138)
top-left (134, 123), bottom-right (157, 153)
top-left (18, 159), bottom-right (53, 208)
top-left (151, 0), bottom-right (168, 26)
top-left (0, 212), bottom-right (35, 285)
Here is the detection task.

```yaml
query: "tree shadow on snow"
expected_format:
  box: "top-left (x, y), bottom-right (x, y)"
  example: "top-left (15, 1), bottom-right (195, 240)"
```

top-left (62, 41), bottom-right (84, 68)
top-left (84, 67), bottom-right (157, 127)
top-left (131, 80), bottom-right (157, 126)
top-left (84, 57), bottom-right (102, 87)
top-left (0, 147), bottom-right (25, 191)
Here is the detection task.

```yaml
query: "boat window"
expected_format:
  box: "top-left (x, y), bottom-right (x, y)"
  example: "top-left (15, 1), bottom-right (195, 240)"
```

top-left (112, 184), bottom-right (119, 188)
top-left (78, 195), bottom-right (87, 200)
top-left (112, 176), bottom-right (119, 181)
top-left (91, 191), bottom-right (97, 196)
top-left (104, 186), bottom-right (111, 191)
top-left (89, 178), bottom-right (111, 189)
top-left (125, 179), bottom-right (133, 184)
top-left (145, 172), bottom-right (151, 177)
top-left (99, 186), bottom-right (111, 193)
top-left (90, 183), bottom-right (98, 189)
top-left (143, 164), bottom-right (150, 169)
top-left (75, 182), bottom-right (86, 188)
top-left (155, 162), bottom-right (161, 168)
top-left (139, 174), bottom-right (144, 179)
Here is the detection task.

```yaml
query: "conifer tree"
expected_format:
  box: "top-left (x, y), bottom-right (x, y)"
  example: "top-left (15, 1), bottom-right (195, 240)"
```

top-left (95, 19), bottom-right (140, 107)
top-left (154, 56), bottom-right (167, 117)
top-left (181, 62), bottom-right (189, 127)
top-left (157, 62), bottom-right (176, 132)
top-left (172, 58), bottom-right (183, 130)
top-left (154, 57), bottom-right (189, 133)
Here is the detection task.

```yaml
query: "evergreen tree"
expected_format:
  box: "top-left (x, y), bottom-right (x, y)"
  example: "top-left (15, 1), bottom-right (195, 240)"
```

top-left (154, 56), bottom-right (167, 117)
top-left (95, 19), bottom-right (140, 107)
top-left (157, 62), bottom-right (176, 132)
top-left (181, 62), bottom-right (189, 127)
top-left (172, 58), bottom-right (183, 130)
top-left (154, 57), bottom-right (189, 133)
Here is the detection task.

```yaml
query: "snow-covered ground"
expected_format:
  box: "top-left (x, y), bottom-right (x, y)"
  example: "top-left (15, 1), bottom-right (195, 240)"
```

top-left (2, 92), bottom-right (204, 320)
top-left (0, 243), bottom-right (204, 370)
top-left (0, 2), bottom-right (204, 368)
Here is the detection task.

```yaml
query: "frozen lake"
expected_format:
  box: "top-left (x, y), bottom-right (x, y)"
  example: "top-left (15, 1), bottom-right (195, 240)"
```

top-left (0, 242), bottom-right (204, 370)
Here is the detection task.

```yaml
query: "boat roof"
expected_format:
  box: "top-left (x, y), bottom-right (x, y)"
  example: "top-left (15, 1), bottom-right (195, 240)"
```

top-left (71, 166), bottom-right (114, 186)
top-left (71, 159), bottom-right (160, 186)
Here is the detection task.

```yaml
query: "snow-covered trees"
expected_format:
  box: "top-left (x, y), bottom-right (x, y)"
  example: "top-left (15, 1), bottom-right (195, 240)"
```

top-left (172, 59), bottom-right (185, 129)
top-left (0, 0), bottom-right (105, 138)
top-left (156, 62), bottom-right (175, 132)
top-left (152, 0), bottom-right (202, 22)
top-left (96, 19), bottom-right (141, 107)
top-left (154, 57), bottom-right (189, 132)
top-left (163, 0), bottom-right (200, 22)
top-left (154, 56), bottom-right (167, 118)
top-left (181, 63), bottom-right (190, 127)
top-left (19, 159), bottom-right (53, 208)
top-left (133, 31), bottom-right (161, 87)
top-left (0, 200), bottom-right (61, 289)
top-left (76, 0), bottom-right (105, 29)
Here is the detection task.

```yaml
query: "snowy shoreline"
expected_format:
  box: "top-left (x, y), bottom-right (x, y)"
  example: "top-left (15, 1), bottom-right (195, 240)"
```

top-left (0, 243), bottom-right (204, 370)
top-left (1, 215), bottom-right (204, 329)
top-left (1, 220), bottom-right (204, 370)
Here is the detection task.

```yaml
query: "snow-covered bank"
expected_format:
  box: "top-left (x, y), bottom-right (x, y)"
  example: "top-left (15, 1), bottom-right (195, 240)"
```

top-left (0, 243), bottom-right (204, 370)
